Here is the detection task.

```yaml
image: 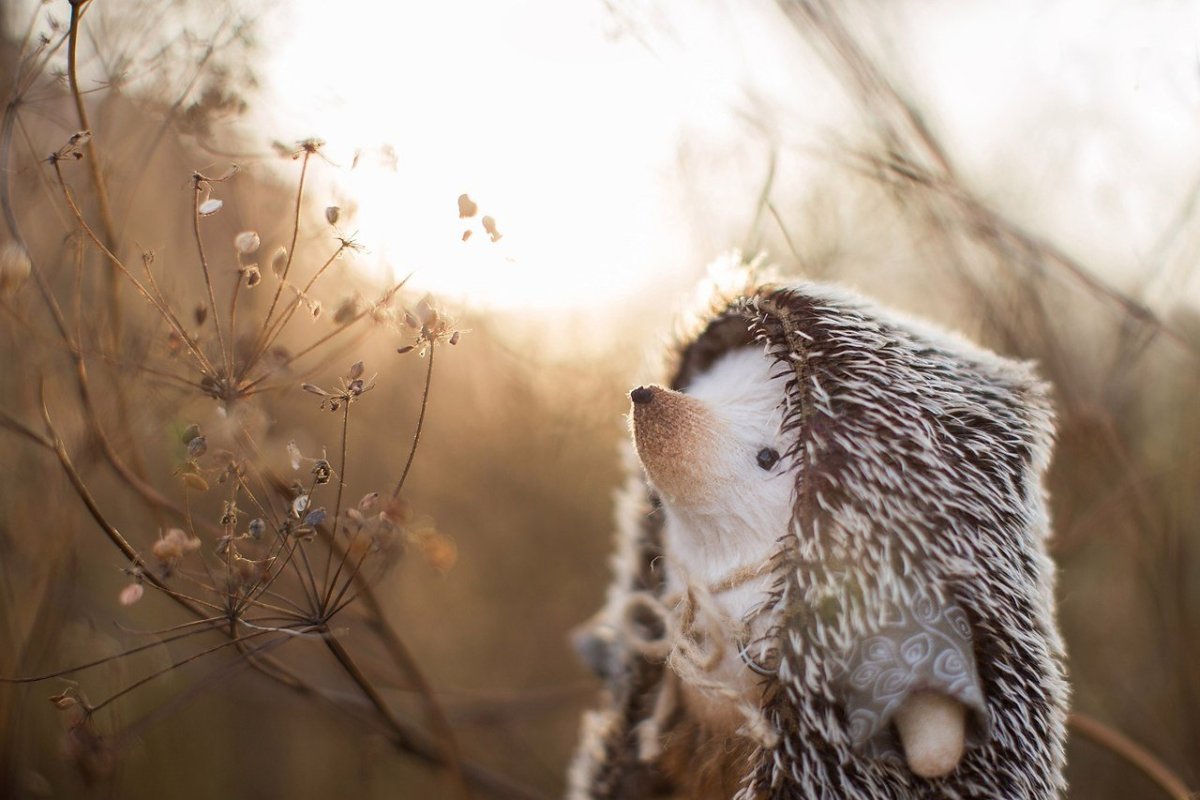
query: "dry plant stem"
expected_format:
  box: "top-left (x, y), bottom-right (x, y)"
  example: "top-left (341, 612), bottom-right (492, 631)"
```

top-left (255, 148), bottom-right (311, 350)
top-left (393, 341), bottom-right (435, 499)
top-left (191, 177), bottom-right (232, 378)
top-left (1069, 712), bottom-right (1193, 800)
top-left (1, 622), bottom-right (229, 684)
top-left (322, 634), bottom-right (471, 800)
top-left (320, 402), bottom-right (353, 609)
top-left (66, 0), bottom-right (122, 341)
top-left (52, 160), bottom-right (216, 375)
top-left (247, 242), bottom-right (347, 373)
top-left (92, 630), bottom-right (278, 714)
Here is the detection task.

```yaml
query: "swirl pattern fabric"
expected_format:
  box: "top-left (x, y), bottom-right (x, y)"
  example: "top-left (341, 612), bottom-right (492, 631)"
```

top-left (839, 587), bottom-right (988, 761)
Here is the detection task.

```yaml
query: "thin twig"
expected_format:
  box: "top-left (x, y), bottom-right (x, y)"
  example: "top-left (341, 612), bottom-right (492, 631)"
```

top-left (1069, 712), bottom-right (1193, 800)
top-left (393, 342), bottom-right (435, 498)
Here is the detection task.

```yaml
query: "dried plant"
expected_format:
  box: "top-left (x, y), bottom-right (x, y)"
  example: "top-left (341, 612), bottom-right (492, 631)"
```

top-left (0, 3), bottom-right (542, 798)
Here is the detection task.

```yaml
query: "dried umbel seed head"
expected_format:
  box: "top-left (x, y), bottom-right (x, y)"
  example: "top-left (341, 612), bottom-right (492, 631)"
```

top-left (0, 243), bottom-right (32, 296)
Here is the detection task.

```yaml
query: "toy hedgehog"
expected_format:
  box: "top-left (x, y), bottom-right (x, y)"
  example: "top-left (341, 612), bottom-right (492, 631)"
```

top-left (570, 279), bottom-right (1068, 799)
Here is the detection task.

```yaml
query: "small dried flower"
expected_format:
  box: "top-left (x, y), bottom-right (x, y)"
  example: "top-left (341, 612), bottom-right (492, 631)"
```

top-left (403, 311), bottom-right (420, 330)
top-left (312, 459), bottom-right (332, 484)
top-left (0, 243), bottom-right (32, 296)
top-left (153, 528), bottom-right (201, 570)
top-left (186, 435), bottom-right (208, 459)
top-left (234, 231), bottom-right (261, 254)
top-left (198, 198), bottom-right (223, 216)
top-left (248, 517), bottom-right (266, 540)
top-left (118, 582), bottom-right (144, 606)
top-left (457, 193), bottom-right (478, 218)
top-left (303, 507), bottom-right (327, 527)
top-left (270, 246), bottom-right (288, 276)
top-left (358, 492), bottom-right (379, 513)
top-left (243, 264), bottom-right (261, 287)
top-left (325, 206), bottom-right (340, 225)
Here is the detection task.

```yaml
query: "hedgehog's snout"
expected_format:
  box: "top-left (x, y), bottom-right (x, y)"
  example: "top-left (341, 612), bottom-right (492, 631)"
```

top-left (628, 384), bottom-right (717, 506)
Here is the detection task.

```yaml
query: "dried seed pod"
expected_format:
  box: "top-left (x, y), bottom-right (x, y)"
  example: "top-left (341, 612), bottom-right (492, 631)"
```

top-left (292, 494), bottom-right (310, 517)
top-left (181, 423), bottom-right (202, 444)
top-left (348, 360), bottom-right (365, 379)
top-left (186, 435), bottom-right (208, 459)
top-left (271, 246), bottom-right (288, 276)
top-left (482, 215), bottom-right (501, 242)
top-left (248, 517), bottom-right (266, 540)
top-left (194, 304), bottom-right (208, 326)
top-left (183, 473), bottom-right (209, 492)
top-left (457, 193), bottom-right (478, 218)
top-left (243, 265), bottom-right (261, 287)
top-left (198, 198), bottom-right (223, 216)
top-left (312, 459), bottom-right (332, 484)
top-left (234, 231), bottom-right (261, 254)
top-left (286, 440), bottom-right (302, 470)
top-left (118, 583), bottom-right (144, 606)
top-left (325, 206), bottom-right (340, 225)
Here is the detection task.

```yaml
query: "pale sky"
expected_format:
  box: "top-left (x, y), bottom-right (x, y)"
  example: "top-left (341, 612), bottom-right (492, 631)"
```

top-left (260, 0), bottom-right (1200, 312)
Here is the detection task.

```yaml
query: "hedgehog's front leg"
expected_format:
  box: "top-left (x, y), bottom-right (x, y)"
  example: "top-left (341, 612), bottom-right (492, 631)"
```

top-left (894, 690), bottom-right (967, 778)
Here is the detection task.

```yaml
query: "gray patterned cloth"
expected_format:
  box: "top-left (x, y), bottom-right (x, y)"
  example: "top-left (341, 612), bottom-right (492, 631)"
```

top-left (838, 588), bottom-right (989, 762)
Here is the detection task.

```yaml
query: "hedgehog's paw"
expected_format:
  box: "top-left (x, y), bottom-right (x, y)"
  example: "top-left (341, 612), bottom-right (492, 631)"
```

top-left (894, 690), bottom-right (966, 778)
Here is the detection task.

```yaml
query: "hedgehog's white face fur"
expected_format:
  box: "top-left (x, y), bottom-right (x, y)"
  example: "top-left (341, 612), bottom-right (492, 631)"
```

top-left (630, 348), bottom-right (792, 721)
top-left (630, 345), bottom-right (970, 779)
top-left (631, 346), bottom-right (792, 569)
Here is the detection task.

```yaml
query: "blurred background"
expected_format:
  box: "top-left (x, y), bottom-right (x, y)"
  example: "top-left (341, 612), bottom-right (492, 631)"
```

top-left (0, 1), bottom-right (1197, 798)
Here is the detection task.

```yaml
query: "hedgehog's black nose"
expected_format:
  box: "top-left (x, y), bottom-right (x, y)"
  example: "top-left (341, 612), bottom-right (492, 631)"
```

top-left (630, 386), bottom-right (654, 405)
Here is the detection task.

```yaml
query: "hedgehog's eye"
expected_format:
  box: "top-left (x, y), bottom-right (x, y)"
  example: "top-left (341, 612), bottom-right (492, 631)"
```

top-left (756, 448), bottom-right (780, 471)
